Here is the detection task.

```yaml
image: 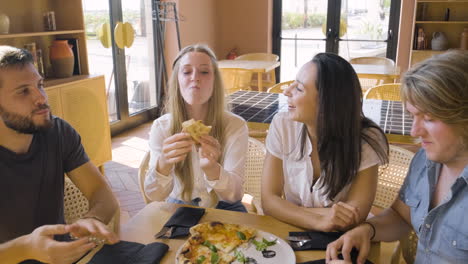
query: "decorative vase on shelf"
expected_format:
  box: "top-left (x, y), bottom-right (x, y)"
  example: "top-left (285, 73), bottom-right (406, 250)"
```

top-left (49, 40), bottom-right (74, 78)
top-left (461, 28), bottom-right (468, 50)
top-left (0, 13), bottom-right (10, 34)
top-left (431, 32), bottom-right (448, 51)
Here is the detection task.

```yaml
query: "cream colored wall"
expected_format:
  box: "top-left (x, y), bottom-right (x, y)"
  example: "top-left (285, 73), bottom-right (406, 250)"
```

top-left (178, 0), bottom-right (217, 49)
top-left (216, 0), bottom-right (273, 59)
top-left (163, 0), bottom-right (217, 77)
top-left (396, 0), bottom-right (416, 74)
top-left (164, 0), bottom-right (272, 73)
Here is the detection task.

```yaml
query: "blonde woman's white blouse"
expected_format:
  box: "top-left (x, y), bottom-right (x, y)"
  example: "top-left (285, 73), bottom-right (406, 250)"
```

top-left (144, 112), bottom-right (248, 207)
top-left (266, 112), bottom-right (387, 208)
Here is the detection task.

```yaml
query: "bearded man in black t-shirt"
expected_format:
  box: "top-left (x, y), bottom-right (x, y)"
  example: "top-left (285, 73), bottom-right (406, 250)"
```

top-left (0, 46), bottom-right (119, 263)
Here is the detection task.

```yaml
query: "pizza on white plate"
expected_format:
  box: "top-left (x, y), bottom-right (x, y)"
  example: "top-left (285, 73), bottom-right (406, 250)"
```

top-left (177, 221), bottom-right (257, 264)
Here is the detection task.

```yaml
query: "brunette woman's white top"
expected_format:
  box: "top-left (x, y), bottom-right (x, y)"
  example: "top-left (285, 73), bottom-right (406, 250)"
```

top-left (144, 112), bottom-right (248, 207)
top-left (266, 112), bottom-right (387, 208)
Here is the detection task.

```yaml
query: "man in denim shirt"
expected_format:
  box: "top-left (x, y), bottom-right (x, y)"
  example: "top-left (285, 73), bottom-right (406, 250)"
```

top-left (326, 50), bottom-right (468, 264)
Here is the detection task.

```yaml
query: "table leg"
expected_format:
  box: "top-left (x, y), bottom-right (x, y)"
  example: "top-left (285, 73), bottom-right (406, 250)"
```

top-left (258, 72), bottom-right (263, 91)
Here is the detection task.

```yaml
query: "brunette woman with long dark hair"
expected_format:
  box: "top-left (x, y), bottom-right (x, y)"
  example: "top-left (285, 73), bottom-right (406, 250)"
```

top-left (262, 53), bottom-right (388, 231)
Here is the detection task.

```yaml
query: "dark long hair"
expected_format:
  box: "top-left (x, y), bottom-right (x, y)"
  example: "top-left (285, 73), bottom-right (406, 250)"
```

top-left (300, 53), bottom-right (388, 200)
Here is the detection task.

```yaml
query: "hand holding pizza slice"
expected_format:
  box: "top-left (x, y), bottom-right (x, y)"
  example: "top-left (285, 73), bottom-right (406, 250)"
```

top-left (182, 119), bottom-right (212, 144)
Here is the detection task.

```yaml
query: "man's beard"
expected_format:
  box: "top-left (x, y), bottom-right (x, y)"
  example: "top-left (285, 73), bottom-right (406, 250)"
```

top-left (0, 104), bottom-right (53, 134)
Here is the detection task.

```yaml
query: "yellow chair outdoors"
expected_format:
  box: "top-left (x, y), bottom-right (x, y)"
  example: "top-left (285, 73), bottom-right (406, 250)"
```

top-left (350, 56), bottom-right (396, 92)
top-left (267, 80), bottom-right (294, 93)
top-left (235, 53), bottom-right (279, 90)
top-left (220, 68), bottom-right (253, 94)
top-left (137, 151), bottom-right (152, 204)
top-left (64, 176), bottom-right (120, 233)
top-left (243, 137), bottom-right (266, 215)
top-left (364, 83), bottom-right (402, 101)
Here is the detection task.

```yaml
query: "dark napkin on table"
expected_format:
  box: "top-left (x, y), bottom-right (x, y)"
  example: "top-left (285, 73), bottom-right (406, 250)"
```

top-left (296, 248), bottom-right (373, 264)
top-left (289, 231), bottom-right (344, 251)
top-left (156, 206), bottom-right (205, 238)
top-left (87, 240), bottom-right (169, 264)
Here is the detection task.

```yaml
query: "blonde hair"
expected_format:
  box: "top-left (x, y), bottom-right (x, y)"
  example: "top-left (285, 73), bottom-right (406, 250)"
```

top-left (164, 44), bottom-right (227, 201)
top-left (401, 50), bottom-right (468, 142)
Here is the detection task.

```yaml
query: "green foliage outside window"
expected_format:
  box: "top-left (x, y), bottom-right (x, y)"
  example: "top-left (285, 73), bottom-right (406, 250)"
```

top-left (282, 12), bottom-right (326, 29)
top-left (84, 10), bottom-right (140, 38)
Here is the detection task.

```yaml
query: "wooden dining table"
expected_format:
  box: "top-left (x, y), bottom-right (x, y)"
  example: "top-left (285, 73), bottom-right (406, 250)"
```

top-left (218, 60), bottom-right (281, 91)
top-left (110, 202), bottom-right (380, 263)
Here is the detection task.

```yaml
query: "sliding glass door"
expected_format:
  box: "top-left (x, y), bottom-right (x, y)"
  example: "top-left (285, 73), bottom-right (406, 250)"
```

top-left (337, 0), bottom-right (400, 61)
top-left (83, 0), bottom-right (159, 134)
top-left (277, 0), bottom-right (329, 81)
top-left (273, 0), bottom-right (400, 81)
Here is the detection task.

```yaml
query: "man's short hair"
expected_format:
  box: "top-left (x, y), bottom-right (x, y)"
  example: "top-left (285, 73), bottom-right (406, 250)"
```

top-left (0, 45), bottom-right (34, 88)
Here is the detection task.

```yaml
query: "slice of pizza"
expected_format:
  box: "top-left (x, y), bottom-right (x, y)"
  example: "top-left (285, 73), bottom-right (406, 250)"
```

top-left (190, 222), bottom-right (257, 253)
top-left (182, 119), bottom-right (212, 144)
top-left (177, 234), bottom-right (236, 264)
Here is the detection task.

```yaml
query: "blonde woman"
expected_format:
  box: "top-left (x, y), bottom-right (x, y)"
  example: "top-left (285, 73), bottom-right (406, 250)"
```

top-left (144, 44), bottom-right (249, 212)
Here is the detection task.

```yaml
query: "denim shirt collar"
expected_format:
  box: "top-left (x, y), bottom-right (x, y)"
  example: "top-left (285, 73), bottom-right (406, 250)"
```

top-left (461, 165), bottom-right (468, 184)
top-left (425, 158), bottom-right (436, 169)
top-left (425, 158), bottom-right (468, 184)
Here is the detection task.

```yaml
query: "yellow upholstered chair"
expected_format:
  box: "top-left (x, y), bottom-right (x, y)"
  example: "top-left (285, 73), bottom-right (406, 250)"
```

top-left (267, 80), bottom-right (294, 93)
top-left (364, 83), bottom-right (401, 101)
top-left (235, 53), bottom-right (279, 90)
top-left (220, 68), bottom-right (253, 94)
top-left (64, 176), bottom-right (119, 233)
top-left (138, 151), bottom-right (152, 204)
top-left (243, 137), bottom-right (266, 215)
top-left (350, 56), bottom-right (396, 92)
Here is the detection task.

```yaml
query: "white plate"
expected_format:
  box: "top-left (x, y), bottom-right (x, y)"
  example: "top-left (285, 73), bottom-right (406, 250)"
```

top-left (175, 229), bottom-right (296, 264)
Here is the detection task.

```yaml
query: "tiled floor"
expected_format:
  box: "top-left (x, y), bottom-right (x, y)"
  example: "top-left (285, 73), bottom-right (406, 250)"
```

top-left (105, 121), bottom-right (153, 226)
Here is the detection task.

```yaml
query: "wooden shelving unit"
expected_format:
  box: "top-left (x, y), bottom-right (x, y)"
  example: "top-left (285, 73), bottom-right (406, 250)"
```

top-left (410, 0), bottom-right (468, 65)
top-left (0, 0), bottom-right (111, 168)
top-left (415, 21), bottom-right (468, 24)
top-left (0, 0), bottom-right (89, 77)
top-left (0, 30), bottom-right (85, 39)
